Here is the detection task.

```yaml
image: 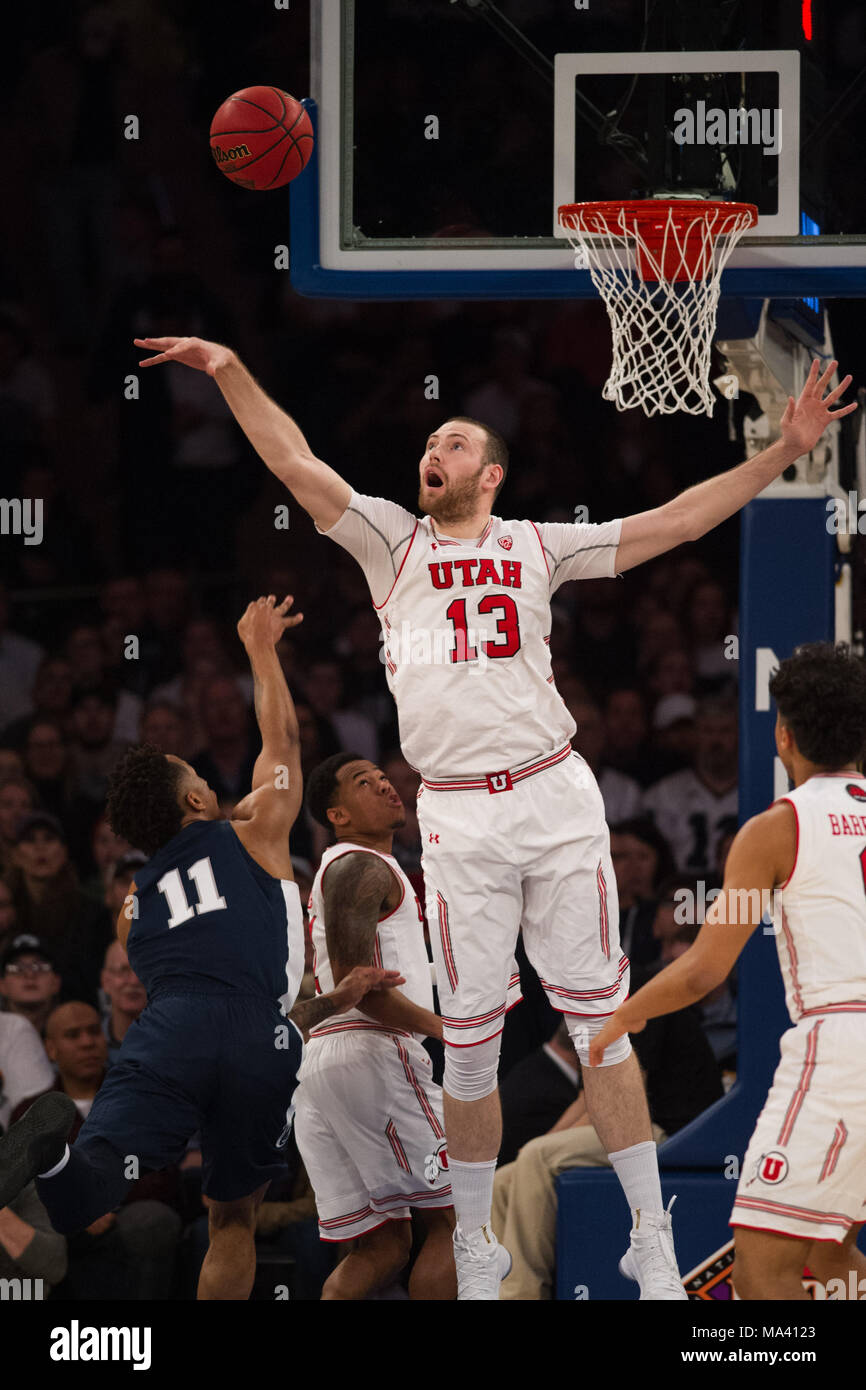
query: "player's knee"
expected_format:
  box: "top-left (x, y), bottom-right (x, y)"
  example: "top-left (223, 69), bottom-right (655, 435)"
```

top-left (564, 1013), bottom-right (632, 1067)
top-left (443, 1034), bottom-right (500, 1101)
top-left (207, 1197), bottom-right (257, 1233)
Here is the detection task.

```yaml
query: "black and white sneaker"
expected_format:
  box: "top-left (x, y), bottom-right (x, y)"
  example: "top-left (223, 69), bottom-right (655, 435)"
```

top-left (0, 1093), bottom-right (77, 1207)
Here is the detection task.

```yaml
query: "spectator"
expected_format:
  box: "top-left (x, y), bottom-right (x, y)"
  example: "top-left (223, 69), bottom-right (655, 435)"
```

top-left (141, 568), bottom-right (191, 683)
top-left (64, 627), bottom-right (142, 745)
top-left (138, 700), bottom-right (194, 759)
top-left (5, 812), bottom-right (112, 1006)
top-left (0, 934), bottom-right (61, 1036)
top-left (567, 696), bottom-right (642, 825)
top-left (570, 580), bottom-right (637, 694)
top-left (0, 1183), bottom-right (67, 1298)
top-left (664, 925), bottom-right (738, 1075)
top-left (82, 813), bottom-right (133, 901)
top-left (0, 308), bottom-right (57, 450)
top-left (21, 718), bottom-right (94, 858)
top-left (190, 677), bottom-right (257, 801)
top-left (0, 773), bottom-right (37, 876)
top-left (684, 580), bottom-right (735, 691)
top-left (609, 817), bottom-right (675, 966)
top-left (303, 656), bottom-right (378, 764)
top-left (0, 751), bottom-right (23, 779)
top-left (0, 878), bottom-right (17, 955)
top-left (650, 693), bottom-right (697, 775)
top-left (499, 1019), bottom-right (579, 1167)
top-left (0, 657), bottom-right (74, 752)
top-left (643, 698), bottom-right (738, 876)
top-left (100, 940), bottom-right (147, 1068)
top-left (646, 646), bottom-right (696, 703)
top-left (0, 1009), bottom-right (55, 1132)
top-left (490, 963), bottom-right (723, 1300)
top-left (0, 583), bottom-right (45, 734)
top-left (12, 1002), bottom-right (183, 1300)
top-left (67, 687), bottom-right (130, 806)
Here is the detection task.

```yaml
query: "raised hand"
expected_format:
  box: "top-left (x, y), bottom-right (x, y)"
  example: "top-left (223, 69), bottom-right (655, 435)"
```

top-left (237, 595), bottom-right (303, 650)
top-left (134, 336), bottom-right (234, 376)
top-left (780, 358), bottom-right (857, 457)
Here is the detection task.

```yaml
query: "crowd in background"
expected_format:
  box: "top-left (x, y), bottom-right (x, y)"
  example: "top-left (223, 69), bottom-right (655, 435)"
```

top-left (0, 0), bottom-right (864, 1300)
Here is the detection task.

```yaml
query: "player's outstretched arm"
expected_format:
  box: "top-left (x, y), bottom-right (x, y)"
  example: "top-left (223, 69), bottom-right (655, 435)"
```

top-left (322, 853), bottom-right (444, 1039)
top-left (587, 802), bottom-right (796, 1064)
top-left (134, 336), bottom-right (351, 529)
top-left (231, 596), bottom-right (304, 837)
top-left (615, 358), bottom-right (857, 572)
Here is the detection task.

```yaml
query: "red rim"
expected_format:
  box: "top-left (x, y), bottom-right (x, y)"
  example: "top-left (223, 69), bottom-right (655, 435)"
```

top-left (558, 199), bottom-right (759, 234)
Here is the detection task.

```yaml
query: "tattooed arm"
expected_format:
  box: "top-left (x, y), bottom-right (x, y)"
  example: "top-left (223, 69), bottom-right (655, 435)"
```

top-left (289, 964), bottom-right (404, 1041)
top-left (322, 852), bottom-right (443, 1040)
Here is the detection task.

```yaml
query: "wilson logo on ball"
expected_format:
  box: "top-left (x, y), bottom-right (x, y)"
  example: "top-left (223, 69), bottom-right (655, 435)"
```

top-left (212, 144), bottom-right (251, 164)
top-left (209, 86), bottom-right (314, 191)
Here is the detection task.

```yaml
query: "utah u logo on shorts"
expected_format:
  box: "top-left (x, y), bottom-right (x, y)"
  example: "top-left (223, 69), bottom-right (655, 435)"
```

top-left (486, 771), bottom-right (513, 794)
top-left (423, 1141), bottom-right (449, 1185)
top-left (758, 1150), bottom-right (789, 1184)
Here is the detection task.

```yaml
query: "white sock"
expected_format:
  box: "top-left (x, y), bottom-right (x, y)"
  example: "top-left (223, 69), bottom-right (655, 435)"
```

top-left (448, 1156), bottom-right (497, 1235)
top-left (609, 1140), bottom-right (664, 1218)
top-left (38, 1144), bottom-right (70, 1180)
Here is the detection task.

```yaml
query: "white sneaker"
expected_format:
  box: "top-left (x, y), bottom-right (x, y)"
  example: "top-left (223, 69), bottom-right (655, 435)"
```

top-left (453, 1223), bottom-right (512, 1301)
top-left (619, 1197), bottom-right (688, 1300)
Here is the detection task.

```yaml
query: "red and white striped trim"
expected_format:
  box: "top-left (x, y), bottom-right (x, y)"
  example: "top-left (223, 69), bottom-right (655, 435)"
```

top-left (819, 1120), bottom-right (848, 1183)
top-left (320, 1202), bottom-right (375, 1232)
top-left (777, 1019), bottom-right (821, 1146)
top-left (779, 905), bottom-right (804, 1017)
top-left (371, 1185), bottom-right (453, 1210)
top-left (385, 1118), bottom-right (411, 1174)
top-left (776, 797), bottom-right (799, 888)
top-left (597, 860), bottom-right (610, 960)
top-left (441, 1001), bottom-right (507, 1031)
top-left (421, 742), bottom-right (571, 793)
top-left (319, 1214), bottom-right (411, 1244)
top-left (530, 520), bottom-right (550, 578)
top-left (800, 1001), bottom-right (866, 1017)
top-left (541, 955), bottom-right (628, 1005)
top-left (731, 1195), bottom-right (853, 1231)
top-left (394, 1039), bottom-right (445, 1139)
top-left (437, 892), bottom-right (459, 992)
top-left (309, 1020), bottom-right (411, 1041)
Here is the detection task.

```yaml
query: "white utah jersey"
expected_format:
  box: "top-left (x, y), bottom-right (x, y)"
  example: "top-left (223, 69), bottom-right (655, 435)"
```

top-left (319, 492), bottom-right (622, 778)
top-left (309, 841), bottom-right (434, 1040)
top-left (770, 772), bottom-right (866, 1022)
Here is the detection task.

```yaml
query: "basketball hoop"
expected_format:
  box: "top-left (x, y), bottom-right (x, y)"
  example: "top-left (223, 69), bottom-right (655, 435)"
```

top-left (557, 199), bottom-right (758, 417)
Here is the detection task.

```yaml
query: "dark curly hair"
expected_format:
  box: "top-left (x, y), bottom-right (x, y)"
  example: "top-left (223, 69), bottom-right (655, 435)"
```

top-left (306, 751), bottom-right (365, 829)
top-left (106, 744), bottom-right (186, 856)
top-left (770, 642), bottom-right (866, 769)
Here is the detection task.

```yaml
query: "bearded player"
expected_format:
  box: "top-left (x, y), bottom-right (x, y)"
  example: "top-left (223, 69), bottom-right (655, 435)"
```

top-left (296, 752), bottom-right (456, 1300)
top-left (136, 333), bottom-right (855, 1299)
top-left (591, 643), bottom-right (866, 1300)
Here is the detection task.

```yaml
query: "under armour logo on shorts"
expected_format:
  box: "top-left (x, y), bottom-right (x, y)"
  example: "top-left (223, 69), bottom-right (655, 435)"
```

top-left (486, 771), bottom-right (513, 794)
top-left (428, 833), bottom-right (440, 844)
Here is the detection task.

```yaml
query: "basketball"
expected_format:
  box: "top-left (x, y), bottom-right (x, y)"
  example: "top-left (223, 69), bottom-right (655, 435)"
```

top-left (209, 86), bottom-right (313, 191)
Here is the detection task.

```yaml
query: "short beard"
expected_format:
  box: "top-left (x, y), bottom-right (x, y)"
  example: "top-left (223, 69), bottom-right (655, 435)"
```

top-left (418, 464), bottom-right (487, 527)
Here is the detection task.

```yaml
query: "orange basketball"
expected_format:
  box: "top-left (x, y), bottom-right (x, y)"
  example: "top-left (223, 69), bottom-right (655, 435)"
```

top-left (209, 86), bottom-right (313, 191)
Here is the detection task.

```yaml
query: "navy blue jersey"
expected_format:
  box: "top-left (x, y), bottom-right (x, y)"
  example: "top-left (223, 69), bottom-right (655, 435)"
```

top-left (127, 820), bottom-right (305, 1011)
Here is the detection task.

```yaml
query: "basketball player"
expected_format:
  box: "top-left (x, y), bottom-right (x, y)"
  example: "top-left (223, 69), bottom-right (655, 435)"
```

top-left (591, 642), bottom-right (866, 1300)
top-left (134, 334), bottom-right (854, 1299)
top-left (295, 752), bottom-right (456, 1300)
top-left (0, 597), bottom-right (402, 1300)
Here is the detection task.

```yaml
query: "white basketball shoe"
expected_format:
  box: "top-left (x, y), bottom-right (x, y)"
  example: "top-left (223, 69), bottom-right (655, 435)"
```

top-left (453, 1223), bottom-right (512, 1300)
top-left (619, 1197), bottom-right (688, 1300)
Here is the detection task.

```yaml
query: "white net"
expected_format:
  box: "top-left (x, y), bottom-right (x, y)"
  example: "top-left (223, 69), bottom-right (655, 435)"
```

top-left (558, 201), bottom-right (757, 417)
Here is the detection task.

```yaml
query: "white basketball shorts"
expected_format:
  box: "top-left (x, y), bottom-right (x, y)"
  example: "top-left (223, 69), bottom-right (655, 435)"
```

top-left (417, 745), bottom-right (629, 1049)
top-left (731, 1009), bottom-right (866, 1244)
top-left (293, 1022), bottom-right (453, 1242)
